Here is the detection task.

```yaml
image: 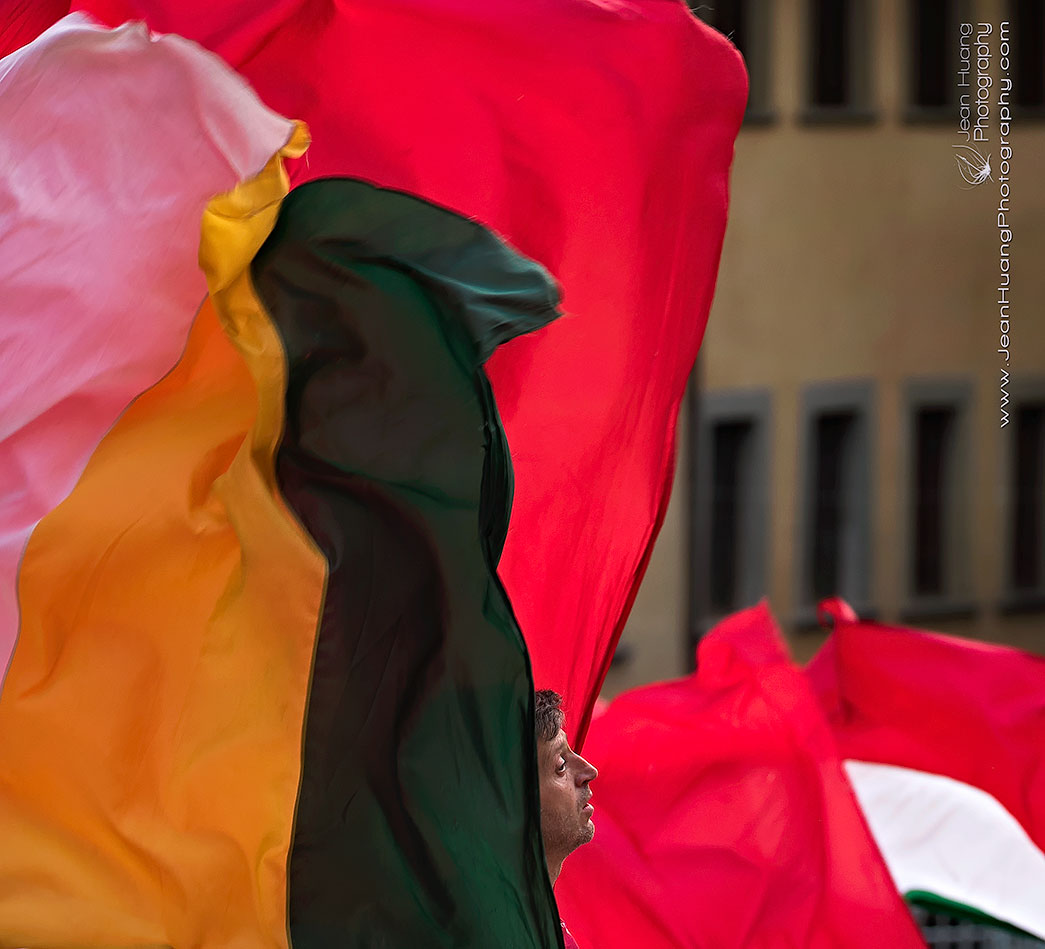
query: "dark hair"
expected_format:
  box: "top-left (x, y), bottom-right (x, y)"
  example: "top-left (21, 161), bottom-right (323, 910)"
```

top-left (534, 689), bottom-right (564, 743)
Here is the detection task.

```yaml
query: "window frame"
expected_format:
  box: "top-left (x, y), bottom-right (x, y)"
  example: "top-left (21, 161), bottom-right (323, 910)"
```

top-left (1001, 375), bottom-right (1045, 613)
top-left (800, 0), bottom-right (878, 124)
top-left (1010, 0), bottom-right (1045, 119)
top-left (690, 0), bottom-right (777, 125)
top-left (794, 380), bottom-right (875, 626)
top-left (691, 388), bottom-right (772, 636)
top-left (903, 0), bottom-right (974, 123)
top-left (899, 379), bottom-right (976, 622)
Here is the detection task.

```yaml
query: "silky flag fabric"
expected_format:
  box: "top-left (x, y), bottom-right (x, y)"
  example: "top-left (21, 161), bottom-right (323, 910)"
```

top-left (249, 178), bottom-right (564, 947)
top-left (74, 0), bottom-right (749, 745)
top-left (807, 604), bottom-right (1045, 940)
top-left (0, 15), bottom-right (318, 947)
top-left (1, 4), bottom-right (745, 943)
top-left (1, 18), bottom-right (567, 947)
top-left (0, 0), bottom-right (69, 56)
top-left (555, 603), bottom-right (926, 949)
top-left (0, 12), bottom-right (295, 683)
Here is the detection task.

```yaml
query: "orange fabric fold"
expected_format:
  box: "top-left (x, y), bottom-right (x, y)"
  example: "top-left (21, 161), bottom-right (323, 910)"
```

top-left (0, 128), bottom-right (324, 948)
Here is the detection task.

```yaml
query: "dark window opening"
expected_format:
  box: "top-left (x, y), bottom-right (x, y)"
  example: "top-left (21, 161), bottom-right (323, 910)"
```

top-left (912, 407), bottom-right (956, 595)
top-left (1013, 0), bottom-right (1045, 109)
top-left (691, 1), bottom-right (774, 119)
top-left (811, 412), bottom-right (856, 599)
top-left (912, 0), bottom-right (953, 108)
top-left (811, 0), bottom-right (852, 107)
top-left (1012, 403), bottom-right (1045, 591)
top-left (700, 0), bottom-right (748, 55)
top-left (709, 420), bottom-right (753, 613)
top-left (910, 901), bottom-right (1041, 946)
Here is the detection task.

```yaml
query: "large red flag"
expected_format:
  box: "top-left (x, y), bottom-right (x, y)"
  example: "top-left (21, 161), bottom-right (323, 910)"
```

top-left (555, 603), bottom-right (926, 948)
top-left (0, 0), bottom-right (69, 56)
top-left (807, 602), bottom-right (1045, 939)
top-left (71, 0), bottom-right (748, 743)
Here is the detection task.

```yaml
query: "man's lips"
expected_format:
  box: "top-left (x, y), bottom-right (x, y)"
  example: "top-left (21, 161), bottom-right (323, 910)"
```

top-left (582, 801), bottom-right (594, 816)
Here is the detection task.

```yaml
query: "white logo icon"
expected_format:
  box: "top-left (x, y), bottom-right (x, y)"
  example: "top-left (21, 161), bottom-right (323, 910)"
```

top-left (952, 144), bottom-right (993, 186)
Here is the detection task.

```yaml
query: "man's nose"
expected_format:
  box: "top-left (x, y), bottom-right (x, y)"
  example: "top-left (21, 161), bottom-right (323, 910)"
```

top-left (577, 755), bottom-right (598, 784)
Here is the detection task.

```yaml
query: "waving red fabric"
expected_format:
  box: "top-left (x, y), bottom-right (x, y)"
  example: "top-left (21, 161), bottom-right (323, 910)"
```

top-left (556, 603), bottom-right (927, 948)
top-left (72, 0), bottom-right (747, 744)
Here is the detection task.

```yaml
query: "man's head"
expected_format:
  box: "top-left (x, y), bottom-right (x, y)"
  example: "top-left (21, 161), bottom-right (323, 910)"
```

top-left (534, 690), bottom-right (598, 884)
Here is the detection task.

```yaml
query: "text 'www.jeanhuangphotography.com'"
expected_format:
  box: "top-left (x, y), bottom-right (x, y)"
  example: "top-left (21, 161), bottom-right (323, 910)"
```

top-left (956, 21), bottom-right (1014, 427)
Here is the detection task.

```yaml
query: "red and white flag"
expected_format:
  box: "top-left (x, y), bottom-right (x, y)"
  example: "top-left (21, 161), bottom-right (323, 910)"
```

top-left (808, 600), bottom-right (1045, 940)
top-left (556, 603), bottom-right (925, 948)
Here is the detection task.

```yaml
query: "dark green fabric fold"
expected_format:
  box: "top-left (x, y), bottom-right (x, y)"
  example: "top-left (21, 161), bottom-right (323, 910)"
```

top-left (250, 178), bottom-right (563, 948)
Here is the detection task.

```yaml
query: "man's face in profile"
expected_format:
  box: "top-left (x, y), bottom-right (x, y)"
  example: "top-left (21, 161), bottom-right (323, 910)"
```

top-left (538, 726), bottom-right (598, 870)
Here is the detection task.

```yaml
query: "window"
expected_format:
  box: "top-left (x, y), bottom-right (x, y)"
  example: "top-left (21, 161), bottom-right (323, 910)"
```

top-left (910, 1), bottom-right (952, 109)
top-left (797, 382), bottom-right (873, 619)
top-left (902, 381), bottom-right (973, 618)
top-left (810, 412), bottom-right (860, 598)
top-left (912, 407), bottom-right (956, 595)
top-left (811, 0), bottom-right (850, 107)
top-left (692, 390), bottom-right (770, 632)
top-left (697, 0), bottom-right (746, 49)
top-left (804, 0), bottom-right (874, 119)
top-left (907, 0), bottom-right (969, 114)
top-left (1011, 0), bottom-right (1045, 111)
top-left (1002, 379), bottom-right (1045, 613)
top-left (691, 1), bottom-right (774, 121)
top-left (910, 902), bottom-right (1045, 946)
top-left (709, 420), bottom-right (754, 613)
top-left (1011, 402), bottom-right (1045, 593)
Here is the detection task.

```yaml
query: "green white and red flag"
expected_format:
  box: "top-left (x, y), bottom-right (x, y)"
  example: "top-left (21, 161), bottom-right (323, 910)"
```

top-left (808, 599), bottom-right (1045, 941)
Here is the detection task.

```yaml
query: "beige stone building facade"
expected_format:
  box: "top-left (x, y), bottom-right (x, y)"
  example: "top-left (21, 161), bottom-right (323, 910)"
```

top-left (603, 0), bottom-right (1045, 697)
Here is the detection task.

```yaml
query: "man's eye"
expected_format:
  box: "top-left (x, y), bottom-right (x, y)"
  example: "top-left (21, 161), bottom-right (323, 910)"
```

top-left (556, 758), bottom-right (567, 774)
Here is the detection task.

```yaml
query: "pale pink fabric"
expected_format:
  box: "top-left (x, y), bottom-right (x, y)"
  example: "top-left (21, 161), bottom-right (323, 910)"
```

top-left (0, 13), bottom-right (294, 679)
